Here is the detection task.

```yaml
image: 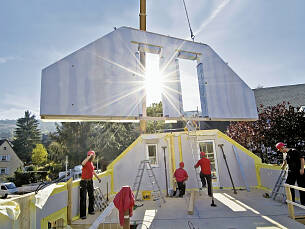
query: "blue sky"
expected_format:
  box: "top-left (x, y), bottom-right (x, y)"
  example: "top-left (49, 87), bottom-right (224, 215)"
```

top-left (0, 0), bottom-right (304, 119)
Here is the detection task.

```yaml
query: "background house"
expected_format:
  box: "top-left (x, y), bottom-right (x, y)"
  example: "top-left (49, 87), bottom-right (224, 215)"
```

top-left (199, 83), bottom-right (305, 132)
top-left (254, 83), bottom-right (305, 111)
top-left (0, 139), bottom-right (24, 181)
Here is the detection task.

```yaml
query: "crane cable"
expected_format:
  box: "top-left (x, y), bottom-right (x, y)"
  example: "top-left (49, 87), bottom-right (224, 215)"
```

top-left (182, 0), bottom-right (195, 41)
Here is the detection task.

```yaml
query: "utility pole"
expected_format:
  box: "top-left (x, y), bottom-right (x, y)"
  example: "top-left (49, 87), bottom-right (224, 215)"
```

top-left (139, 0), bottom-right (147, 134)
top-left (65, 155), bottom-right (68, 179)
top-left (96, 156), bottom-right (99, 172)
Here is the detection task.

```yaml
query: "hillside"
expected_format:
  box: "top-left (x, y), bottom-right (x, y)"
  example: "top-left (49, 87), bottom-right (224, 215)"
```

top-left (0, 119), bottom-right (57, 140)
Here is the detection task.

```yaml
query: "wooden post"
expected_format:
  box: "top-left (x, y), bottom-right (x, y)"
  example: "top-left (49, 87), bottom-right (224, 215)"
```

top-left (67, 178), bottom-right (73, 224)
top-left (188, 190), bottom-right (195, 215)
top-left (285, 186), bottom-right (295, 219)
top-left (123, 210), bottom-right (130, 229)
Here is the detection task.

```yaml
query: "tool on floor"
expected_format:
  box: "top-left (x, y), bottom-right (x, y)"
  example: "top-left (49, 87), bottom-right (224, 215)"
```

top-left (218, 144), bottom-right (237, 194)
top-left (270, 168), bottom-right (287, 202)
top-left (188, 220), bottom-right (199, 229)
top-left (94, 187), bottom-right (108, 212)
top-left (132, 160), bottom-right (165, 207)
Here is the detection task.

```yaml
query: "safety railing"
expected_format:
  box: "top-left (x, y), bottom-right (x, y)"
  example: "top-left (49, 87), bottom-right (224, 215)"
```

top-left (284, 184), bottom-right (305, 221)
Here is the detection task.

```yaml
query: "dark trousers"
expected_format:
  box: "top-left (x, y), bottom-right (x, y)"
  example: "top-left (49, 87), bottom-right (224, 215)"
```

top-left (286, 171), bottom-right (305, 205)
top-left (177, 182), bottom-right (186, 197)
top-left (200, 172), bottom-right (212, 196)
top-left (80, 179), bottom-right (95, 217)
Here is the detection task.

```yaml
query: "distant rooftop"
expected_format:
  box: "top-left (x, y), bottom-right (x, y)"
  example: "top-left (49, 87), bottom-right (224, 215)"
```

top-left (253, 83), bottom-right (305, 108)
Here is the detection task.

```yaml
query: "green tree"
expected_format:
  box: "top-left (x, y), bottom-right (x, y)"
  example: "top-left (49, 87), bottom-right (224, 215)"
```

top-left (48, 141), bottom-right (67, 163)
top-left (49, 122), bottom-right (139, 167)
top-left (13, 111), bottom-right (41, 163)
top-left (88, 122), bottom-right (139, 162)
top-left (32, 144), bottom-right (48, 166)
top-left (146, 102), bottom-right (173, 133)
top-left (50, 122), bottom-right (93, 167)
top-left (227, 102), bottom-right (305, 163)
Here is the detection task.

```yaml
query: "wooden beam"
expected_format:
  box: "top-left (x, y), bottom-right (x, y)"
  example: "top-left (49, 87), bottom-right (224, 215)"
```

top-left (67, 178), bottom-right (73, 224)
top-left (123, 210), bottom-right (130, 229)
top-left (285, 186), bottom-right (295, 219)
top-left (188, 190), bottom-right (195, 215)
top-left (284, 183), bottom-right (305, 192)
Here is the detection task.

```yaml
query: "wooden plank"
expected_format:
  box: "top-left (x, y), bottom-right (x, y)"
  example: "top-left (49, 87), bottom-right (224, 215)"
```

top-left (67, 178), bottom-right (73, 225)
top-left (188, 190), bottom-right (195, 215)
top-left (286, 200), bottom-right (305, 210)
top-left (88, 202), bottom-right (115, 229)
top-left (284, 184), bottom-right (305, 192)
top-left (285, 186), bottom-right (295, 219)
top-left (123, 210), bottom-right (130, 229)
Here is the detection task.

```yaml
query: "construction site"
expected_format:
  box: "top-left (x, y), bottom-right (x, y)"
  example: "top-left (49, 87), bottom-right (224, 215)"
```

top-left (1, 0), bottom-right (305, 228)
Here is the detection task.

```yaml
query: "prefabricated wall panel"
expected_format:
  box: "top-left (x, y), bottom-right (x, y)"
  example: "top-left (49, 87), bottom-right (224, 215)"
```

top-left (36, 191), bottom-right (68, 229)
top-left (215, 137), bottom-right (258, 188)
top-left (259, 168), bottom-right (291, 199)
top-left (41, 27), bottom-right (258, 121)
top-left (111, 131), bottom-right (259, 194)
top-left (112, 136), bottom-right (171, 193)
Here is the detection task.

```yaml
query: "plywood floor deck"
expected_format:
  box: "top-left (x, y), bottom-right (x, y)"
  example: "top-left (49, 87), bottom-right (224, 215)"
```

top-left (73, 188), bottom-right (305, 229)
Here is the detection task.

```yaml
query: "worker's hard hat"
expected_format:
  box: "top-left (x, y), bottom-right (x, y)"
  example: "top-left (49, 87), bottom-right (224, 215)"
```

top-left (87, 150), bottom-right (95, 156)
top-left (275, 142), bottom-right (285, 151)
top-left (200, 152), bottom-right (206, 157)
top-left (179, 162), bottom-right (184, 168)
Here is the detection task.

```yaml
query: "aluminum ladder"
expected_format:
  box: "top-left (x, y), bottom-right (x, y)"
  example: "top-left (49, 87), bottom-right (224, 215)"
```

top-left (132, 160), bottom-right (165, 207)
top-left (271, 169), bottom-right (287, 202)
top-left (94, 187), bottom-right (108, 212)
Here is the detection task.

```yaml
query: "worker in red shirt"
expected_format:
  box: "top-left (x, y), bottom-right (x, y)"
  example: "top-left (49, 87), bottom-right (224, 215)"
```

top-left (80, 150), bottom-right (101, 219)
top-left (194, 152), bottom-right (212, 197)
top-left (173, 162), bottom-right (188, 197)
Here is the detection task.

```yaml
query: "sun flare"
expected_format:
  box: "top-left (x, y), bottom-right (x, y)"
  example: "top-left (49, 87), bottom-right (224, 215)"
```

top-left (145, 53), bottom-right (163, 106)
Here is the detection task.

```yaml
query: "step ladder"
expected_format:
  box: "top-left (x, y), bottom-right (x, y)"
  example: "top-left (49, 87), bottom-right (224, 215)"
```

top-left (94, 187), bottom-right (108, 212)
top-left (132, 160), bottom-right (165, 207)
top-left (271, 169), bottom-right (287, 202)
top-left (187, 131), bottom-right (203, 195)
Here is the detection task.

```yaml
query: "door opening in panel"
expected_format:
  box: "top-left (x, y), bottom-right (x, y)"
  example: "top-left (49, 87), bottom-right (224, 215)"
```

top-left (198, 141), bottom-right (219, 187)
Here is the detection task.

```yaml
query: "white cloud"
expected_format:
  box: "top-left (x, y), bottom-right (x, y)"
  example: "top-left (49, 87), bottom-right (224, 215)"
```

top-left (0, 56), bottom-right (15, 64)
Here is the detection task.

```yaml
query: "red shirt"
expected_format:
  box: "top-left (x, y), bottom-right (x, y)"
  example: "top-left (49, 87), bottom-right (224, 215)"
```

top-left (174, 168), bottom-right (188, 182)
top-left (113, 186), bottom-right (135, 226)
top-left (195, 158), bottom-right (211, 175)
top-left (81, 161), bottom-right (94, 179)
